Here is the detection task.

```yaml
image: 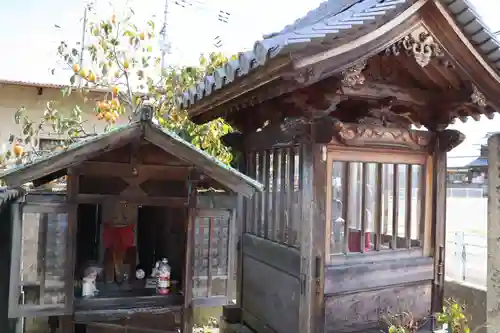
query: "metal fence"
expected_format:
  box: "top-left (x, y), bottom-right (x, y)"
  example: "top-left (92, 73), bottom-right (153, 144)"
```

top-left (446, 186), bottom-right (486, 198)
top-left (445, 231), bottom-right (487, 287)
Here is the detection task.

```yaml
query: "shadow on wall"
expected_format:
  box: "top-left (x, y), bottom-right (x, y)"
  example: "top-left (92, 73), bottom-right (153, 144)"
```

top-left (444, 280), bottom-right (486, 333)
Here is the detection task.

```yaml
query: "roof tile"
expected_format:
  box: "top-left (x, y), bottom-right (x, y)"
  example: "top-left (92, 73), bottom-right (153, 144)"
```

top-left (178, 0), bottom-right (500, 111)
top-left (443, 0), bottom-right (500, 71)
top-left (178, 0), bottom-right (410, 110)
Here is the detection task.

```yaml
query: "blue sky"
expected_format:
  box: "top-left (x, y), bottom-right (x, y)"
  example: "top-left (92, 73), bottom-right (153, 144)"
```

top-left (1, 0), bottom-right (500, 158)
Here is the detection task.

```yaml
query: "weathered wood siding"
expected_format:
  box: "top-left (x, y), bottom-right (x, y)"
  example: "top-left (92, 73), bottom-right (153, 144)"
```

top-left (323, 256), bottom-right (433, 332)
top-left (83, 309), bottom-right (182, 332)
top-left (245, 148), bottom-right (302, 247)
top-left (239, 146), bottom-right (305, 333)
top-left (240, 234), bottom-right (300, 333)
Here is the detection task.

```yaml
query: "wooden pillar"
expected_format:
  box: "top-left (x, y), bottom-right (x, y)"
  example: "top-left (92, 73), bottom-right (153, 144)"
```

top-left (431, 134), bottom-right (447, 318)
top-left (59, 167), bottom-right (80, 333)
top-left (487, 133), bottom-right (500, 332)
top-left (299, 144), bottom-right (327, 333)
top-left (0, 201), bottom-right (22, 333)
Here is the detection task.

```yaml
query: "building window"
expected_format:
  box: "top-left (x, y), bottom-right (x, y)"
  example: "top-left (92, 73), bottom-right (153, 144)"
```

top-left (327, 161), bottom-right (424, 261)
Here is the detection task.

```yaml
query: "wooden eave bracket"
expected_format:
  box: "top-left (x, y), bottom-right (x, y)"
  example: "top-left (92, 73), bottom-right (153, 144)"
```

top-left (436, 129), bottom-right (465, 153)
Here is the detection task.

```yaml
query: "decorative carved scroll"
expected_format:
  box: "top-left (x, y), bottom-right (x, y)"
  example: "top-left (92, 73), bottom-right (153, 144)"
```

top-left (341, 60), bottom-right (367, 87)
top-left (356, 97), bottom-right (417, 128)
top-left (385, 27), bottom-right (443, 67)
top-left (331, 122), bottom-right (433, 151)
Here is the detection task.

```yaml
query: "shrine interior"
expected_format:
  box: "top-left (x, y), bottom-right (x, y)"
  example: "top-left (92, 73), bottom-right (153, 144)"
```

top-left (74, 203), bottom-right (187, 307)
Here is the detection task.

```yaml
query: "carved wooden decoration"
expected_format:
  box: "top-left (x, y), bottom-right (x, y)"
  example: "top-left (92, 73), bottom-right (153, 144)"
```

top-left (385, 27), bottom-right (443, 68)
top-left (341, 60), bottom-right (367, 87)
top-left (356, 97), bottom-right (417, 128)
top-left (331, 121), bottom-right (433, 151)
top-left (471, 84), bottom-right (487, 108)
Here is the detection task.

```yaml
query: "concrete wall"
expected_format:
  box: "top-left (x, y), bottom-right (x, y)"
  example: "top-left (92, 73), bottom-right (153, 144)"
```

top-left (444, 280), bottom-right (486, 333)
top-left (0, 83), bottom-right (128, 153)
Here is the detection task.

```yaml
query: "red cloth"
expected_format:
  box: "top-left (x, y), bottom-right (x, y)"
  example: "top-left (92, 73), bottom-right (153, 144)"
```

top-left (348, 230), bottom-right (372, 252)
top-left (103, 224), bottom-right (135, 253)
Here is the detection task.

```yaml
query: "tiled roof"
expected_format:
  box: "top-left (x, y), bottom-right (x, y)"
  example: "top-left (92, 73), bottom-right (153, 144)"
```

top-left (177, 0), bottom-right (412, 110)
top-left (0, 78), bottom-right (108, 94)
top-left (178, 0), bottom-right (500, 112)
top-left (441, 0), bottom-right (500, 72)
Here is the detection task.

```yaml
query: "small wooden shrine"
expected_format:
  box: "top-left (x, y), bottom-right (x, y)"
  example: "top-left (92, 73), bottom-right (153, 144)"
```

top-left (177, 0), bottom-right (500, 332)
top-left (0, 105), bottom-right (262, 333)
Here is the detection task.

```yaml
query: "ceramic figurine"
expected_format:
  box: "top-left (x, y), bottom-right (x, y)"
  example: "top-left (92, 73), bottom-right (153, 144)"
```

top-left (82, 265), bottom-right (102, 298)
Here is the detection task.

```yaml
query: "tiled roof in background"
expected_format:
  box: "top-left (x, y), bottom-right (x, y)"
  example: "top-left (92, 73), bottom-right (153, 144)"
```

top-left (177, 0), bottom-right (412, 109)
top-left (0, 78), bottom-right (109, 94)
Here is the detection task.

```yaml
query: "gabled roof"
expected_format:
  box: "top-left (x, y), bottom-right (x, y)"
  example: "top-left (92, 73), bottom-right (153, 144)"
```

top-left (177, 0), bottom-right (413, 110)
top-left (177, 0), bottom-right (500, 115)
top-left (0, 116), bottom-right (263, 198)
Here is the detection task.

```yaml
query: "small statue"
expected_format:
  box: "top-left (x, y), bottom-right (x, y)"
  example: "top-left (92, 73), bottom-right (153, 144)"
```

top-left (151, 260), bottom-right (161, 278)
top-left (82, 265), bottom-right (102, 298)
top-left (145, 261), bottom-right (161, 289)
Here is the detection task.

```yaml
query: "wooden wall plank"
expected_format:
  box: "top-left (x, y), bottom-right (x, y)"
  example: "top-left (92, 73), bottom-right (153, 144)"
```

top-left (324, 282), bottom-right (432, 333)
top-left (324, 256), bottom-right (433, 295)
top-left (241, 234), bottom-right (300, 277)
top-left (241, 256), bottom-right (300, 333)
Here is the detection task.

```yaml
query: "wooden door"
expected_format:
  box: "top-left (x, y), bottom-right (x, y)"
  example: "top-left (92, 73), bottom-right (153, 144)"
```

top-left (8, 198), bottom-right (74, 319)
top-left (183, 208), bottom-right (235, 333)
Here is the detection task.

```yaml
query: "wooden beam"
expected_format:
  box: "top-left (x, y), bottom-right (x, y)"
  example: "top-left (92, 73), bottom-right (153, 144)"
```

top-left (77, 193), bottom-right (188, 207)
top-left (338, 82), bottom-right (435, 106)
top-left (3, 123), bottom-right (142, 187)
top-left (79, 161), bottom-right (192, 180)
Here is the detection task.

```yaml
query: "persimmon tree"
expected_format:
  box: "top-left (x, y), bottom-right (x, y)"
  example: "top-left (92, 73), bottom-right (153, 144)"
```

top-left (2, 5), bottom-right (235, 171)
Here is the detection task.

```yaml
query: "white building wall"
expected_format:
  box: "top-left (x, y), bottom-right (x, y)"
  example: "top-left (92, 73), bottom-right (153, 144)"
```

top-left (0, 83), bottom-right (129, 154)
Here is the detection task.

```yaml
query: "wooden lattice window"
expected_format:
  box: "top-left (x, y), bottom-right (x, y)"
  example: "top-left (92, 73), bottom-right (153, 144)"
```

top-left (245, 146), bottom-right (303, 248)
top-left (326, 157), bottom-right (426, 262)
top-left (192, 211), bottom-right (231, 298)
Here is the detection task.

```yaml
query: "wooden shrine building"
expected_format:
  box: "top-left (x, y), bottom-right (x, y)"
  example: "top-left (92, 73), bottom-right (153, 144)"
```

top-left (177, 0), bottom-right (500, 332)
top-left (0, 105), bottom-right (263, 333)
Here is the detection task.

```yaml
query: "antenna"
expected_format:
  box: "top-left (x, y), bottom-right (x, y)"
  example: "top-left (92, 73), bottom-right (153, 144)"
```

top-left (159, 0), bottom-right (172, 74)
top-left (78, 3), bottom-right (91, 86)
